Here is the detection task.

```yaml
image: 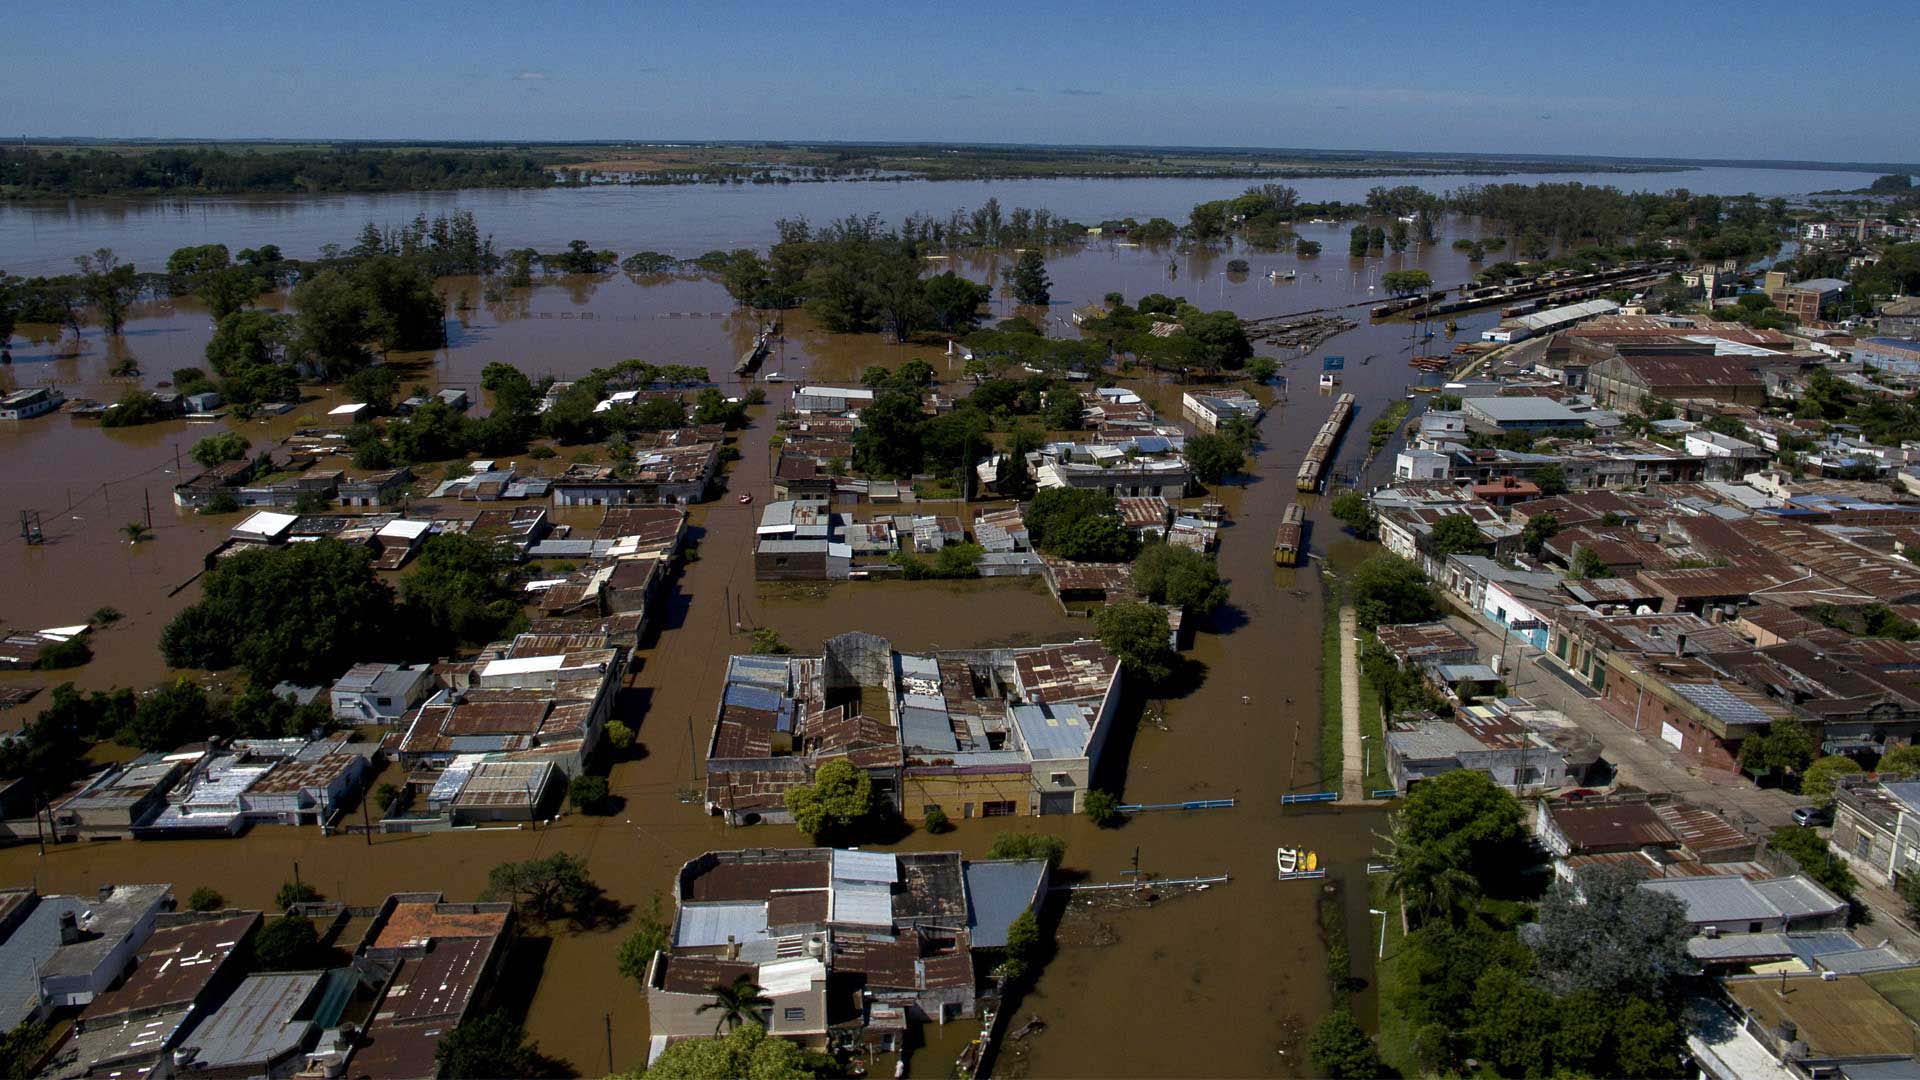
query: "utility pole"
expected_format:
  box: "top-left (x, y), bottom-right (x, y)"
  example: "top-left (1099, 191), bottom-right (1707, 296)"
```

top-left (362, 794), bottom-right (372, 846)
top-left (144, 489), bottom-right (152, 531)
top-left (604, 1012), bottom-right (614, 1074)
top-left (687, 715), bottom-right (700, 783)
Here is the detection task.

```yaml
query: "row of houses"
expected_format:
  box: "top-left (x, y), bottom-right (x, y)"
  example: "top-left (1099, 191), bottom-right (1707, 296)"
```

top-left (705, 632), bottom-right (1122, 825)
top-left (644, 847), bottom-right (1046, 1064)
top-left (7, 888), bottom-right (513, 1080)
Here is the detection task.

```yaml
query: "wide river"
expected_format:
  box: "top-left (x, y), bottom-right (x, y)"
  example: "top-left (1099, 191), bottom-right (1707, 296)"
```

top-left (0, 164), bottom-right (1882, 275)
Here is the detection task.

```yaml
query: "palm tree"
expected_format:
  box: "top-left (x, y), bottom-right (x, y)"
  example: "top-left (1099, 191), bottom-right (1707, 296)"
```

top-left (122, 522), bottom-right (152, 544)
top-left (697, 974), bottom-right (771, 1033)
top-left (1376, 819), bottom-right (1481, 928)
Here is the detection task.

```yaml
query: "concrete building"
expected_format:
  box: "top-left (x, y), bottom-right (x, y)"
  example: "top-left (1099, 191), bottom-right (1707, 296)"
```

top-left (706, 634), bottom-right (1122, 824)
top-left (1461, 396), bottom-right (1592, 434)
top-left (550, 441), bottom-right (720, 506)
top-left (0, 884), bottom-right (172, 1030)
top-left (329, 663), bottom-right (435, 725)
top-left (1765, 272), bottom-right (1846, 323)
top-left (40, 912), bottom-right (260, 1080)
top-left (395, 636), bottom-right (623, 777)
top-left (51, 756), bottom-right (192, 838)
top-left (791, 386), bottom-right (875, 414)
top-left (1640, 875), bottom-right (1848, 936)
top-left (1180, 389), bottom-right (1262, 432)
top-left (644, 848), bottom-right (1045, 1063)
top-left (1830, 778), bottom-right (1920, 887)
top-left (345, 894), bottom-right (514, 1079)
top-left (337, 467), bottom-right (414, 507)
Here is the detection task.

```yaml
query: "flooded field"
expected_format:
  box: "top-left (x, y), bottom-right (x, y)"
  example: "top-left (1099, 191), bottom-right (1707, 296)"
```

top-left (3, 215), bottom-right (1537, 1073)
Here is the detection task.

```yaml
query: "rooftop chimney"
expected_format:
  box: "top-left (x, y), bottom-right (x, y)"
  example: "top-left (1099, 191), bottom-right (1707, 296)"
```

top-left (58, 910), bottom-right (82, 946)
top-left (726, 935), bottom-right (740, 960)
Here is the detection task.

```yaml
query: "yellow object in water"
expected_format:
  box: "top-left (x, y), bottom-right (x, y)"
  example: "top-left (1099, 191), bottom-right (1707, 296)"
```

top-left (1305, 851), bottom-right (1318, 871)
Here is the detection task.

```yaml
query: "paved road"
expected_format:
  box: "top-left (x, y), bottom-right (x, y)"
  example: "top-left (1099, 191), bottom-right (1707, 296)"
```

top-left (1340, 605), bottom-right (1363, 802)
top-left (1441, 608), bottom-right (1804, 833)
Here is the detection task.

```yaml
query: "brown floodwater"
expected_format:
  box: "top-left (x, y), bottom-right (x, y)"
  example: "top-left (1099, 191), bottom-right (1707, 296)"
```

top-left (3, 233), bottom-right (1485, 1073)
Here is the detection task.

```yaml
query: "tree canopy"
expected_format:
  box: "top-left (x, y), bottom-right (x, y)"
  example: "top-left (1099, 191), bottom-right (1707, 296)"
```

top-left (1532, 864), bottom-right (1693, 998)
top-left (631, 1022), bottom-right (833, 1080)
top-left (482, 852), bottom-right (602, 923)
top-left (784, 758), bottom-right (874, 840)
top-left (1348, 553), bottom-right (1439, 629)
top-left (161, 540), bottom-right (396, 686)
top-left (1026, 488), bottom-right (1134, 562)
top-left (1428, 513), bottom-right (1487, 556)
top-left (434, 1012), bottom-right (554, 1080)
top-left (1093, 601), bottom-right (1175, 684)
top-left (1131, 542), bottom-right (1228, 617)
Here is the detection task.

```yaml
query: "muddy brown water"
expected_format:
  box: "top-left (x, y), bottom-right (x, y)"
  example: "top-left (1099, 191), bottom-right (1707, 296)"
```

top-left (4, 234), bottom-right (1495, 1073)
top-left (0, 165), bottom-right (1868, 275)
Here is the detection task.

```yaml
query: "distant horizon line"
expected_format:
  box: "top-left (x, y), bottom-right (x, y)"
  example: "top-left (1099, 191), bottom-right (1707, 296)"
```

top-left (7, 136), bottom-right (1915, 175)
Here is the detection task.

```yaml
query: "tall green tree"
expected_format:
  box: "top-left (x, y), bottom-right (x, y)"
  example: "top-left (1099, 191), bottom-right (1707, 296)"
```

top-left (1428, 513), bottom-right (1487, 556)
top-left (399, 533), bottom-right (524, 651)
top-left (1532, 864), bottom-right (1693, 999)
top-left (1093, 601), bottom-right (1175, 684)
top-left (1306, 1008), bottom-right (1387, 1080)
top-left (160, 540), bottom-right (396, 686)
top-left (1008, 249), bottom-right (1051, 306)
top-left (481, 852), bottom-right (601, 922)
top-left (1349, 553), bottom-right (1439, 629)
top-left (1131, 543), bottom-right (1228, 617)
top-left (434, 1012), bottom-right (551, 1080)
top-left (924, 271), bottom-right (991, 331)
top-left (75, 248), bottom-right (140, 336)
top-left (1184, 432), bottom-right (1245, 483)
top-left (784, 758), bottom-right (874, 840)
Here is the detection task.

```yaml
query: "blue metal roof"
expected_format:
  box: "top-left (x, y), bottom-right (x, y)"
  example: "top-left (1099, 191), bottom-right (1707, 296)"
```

top-left (900, 707), bottom-right (958, 753)
top-left (964, 860), bottom-right (1047, 948)
top-left (1011, 703), bottom-right (1092, 760)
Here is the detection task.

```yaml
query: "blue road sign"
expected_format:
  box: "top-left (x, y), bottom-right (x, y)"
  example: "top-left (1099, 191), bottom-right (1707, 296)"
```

top-left (1323, 355), bottom-right (1345, 370)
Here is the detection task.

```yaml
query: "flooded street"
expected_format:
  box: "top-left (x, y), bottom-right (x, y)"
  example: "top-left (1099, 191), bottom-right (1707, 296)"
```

top-left (0, 168), bottom-right (1847, 1073)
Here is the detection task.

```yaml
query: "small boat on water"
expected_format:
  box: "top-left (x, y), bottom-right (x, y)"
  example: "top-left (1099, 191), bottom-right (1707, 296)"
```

top-left (1276, 847), bottom-right (1320, 875)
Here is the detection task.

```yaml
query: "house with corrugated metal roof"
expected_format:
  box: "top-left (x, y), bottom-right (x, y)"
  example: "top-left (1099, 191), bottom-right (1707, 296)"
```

top-left (705, 633), bottom-right (1121, 825)
top-left (644, 847), bottom-right (1046, 1064)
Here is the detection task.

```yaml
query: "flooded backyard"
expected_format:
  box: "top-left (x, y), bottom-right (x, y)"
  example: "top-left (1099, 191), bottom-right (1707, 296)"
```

top-left (0, 166), bottom-right (1858, 1073)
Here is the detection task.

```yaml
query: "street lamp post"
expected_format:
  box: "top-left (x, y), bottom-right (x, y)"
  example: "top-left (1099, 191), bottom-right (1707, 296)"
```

top-left (1361, 734), bottom-right (1372, 787)
top-left (1368, 908), bottom-right (1388, 958)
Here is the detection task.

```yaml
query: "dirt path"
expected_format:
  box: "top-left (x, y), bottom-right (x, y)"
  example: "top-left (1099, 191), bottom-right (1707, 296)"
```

top-left (1340, 605), bottom-right (1364, 802)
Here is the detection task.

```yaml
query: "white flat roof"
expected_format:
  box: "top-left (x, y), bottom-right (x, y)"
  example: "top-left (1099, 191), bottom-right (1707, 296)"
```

top-left (327, 402), bottom-right (369, 415)
top-left (478, 655), bottom-right (566, 678)
top-left (236, 510), bottom-right (298, 537)
top-left (757, 956), bottom-right (825, 997)
top-left (377, 519), bottom-right (432, 540)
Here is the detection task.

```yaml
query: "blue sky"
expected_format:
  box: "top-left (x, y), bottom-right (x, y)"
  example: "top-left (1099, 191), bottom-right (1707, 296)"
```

top-left (2, 0), bottom-right (1911, 162)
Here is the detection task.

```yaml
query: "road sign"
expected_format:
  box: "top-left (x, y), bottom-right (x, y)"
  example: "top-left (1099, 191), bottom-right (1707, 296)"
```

top-left (1322, 355), bottom-right (1345, 371)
